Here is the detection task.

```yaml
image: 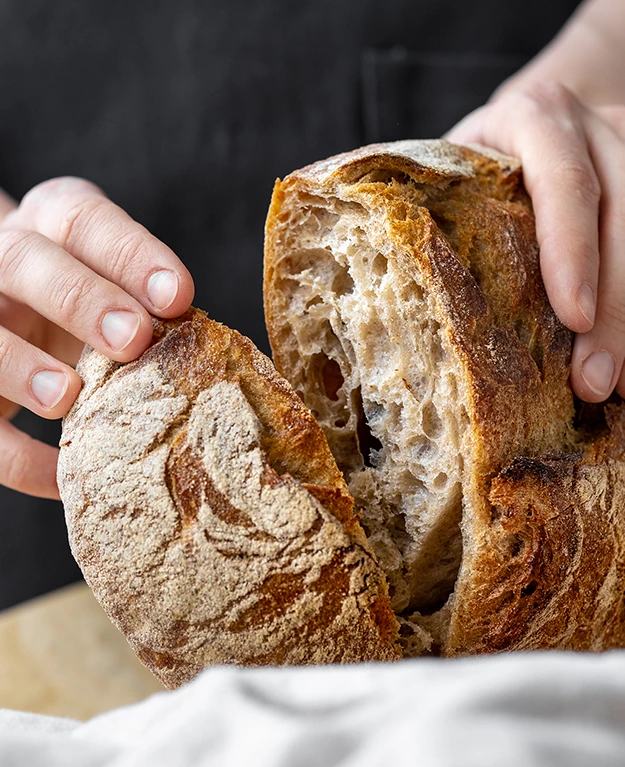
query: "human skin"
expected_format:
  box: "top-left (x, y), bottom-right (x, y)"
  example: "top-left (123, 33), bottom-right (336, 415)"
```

top-left (1, 0), bottom-right (624, 499)
top-left (446, 0), bottom-right (625, 405)
top-left (0, 180), bottom-right (194, 498)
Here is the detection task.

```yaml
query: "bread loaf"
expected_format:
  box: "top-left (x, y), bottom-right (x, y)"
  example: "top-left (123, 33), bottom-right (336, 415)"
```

top-left (57, 310), bottom-right (401, 688)
top-left (264, 139), bottom-right (625, 655)
top-left (59, 139), bottom-right (625, 686)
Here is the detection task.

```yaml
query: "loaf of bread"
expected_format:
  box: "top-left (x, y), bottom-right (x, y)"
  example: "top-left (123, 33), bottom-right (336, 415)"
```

top-left (58, 140), bottom-right (625, 687)
top-left (57, 310), bottom-right (401, 688)
top-left (264, 139), bottom-right (625, 655)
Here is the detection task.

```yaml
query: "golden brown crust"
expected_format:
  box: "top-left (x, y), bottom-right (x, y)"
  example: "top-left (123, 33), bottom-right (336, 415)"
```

top-left (265, 142), bottom-right (574, 477)
top-left (264, 139), bottom-right (625, 656)
top-left (59, 139), bottom-right (625, 674)
top-left (58, 308), bottom-right (400, 688)
top-left (449, 405), bottom-right (625, 654)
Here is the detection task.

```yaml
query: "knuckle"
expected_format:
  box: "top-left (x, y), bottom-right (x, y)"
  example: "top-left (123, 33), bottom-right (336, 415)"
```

top-left (0, 229), bottom-right (38, 282)
top-left (57, 195), bottom-right (109, 251)
top-left (0, 333), bottom-right (14, 377)
top-left (3, 442), bottom-right (32, 492)
top-left (50, 268), bottom-right (97, 324)
top-left (21, 177), bottom-right (98, 212)
top-left (107, 230), bottom-right (148, 283)
top-left (599, 298), bottom-right (625, 336)
top-left (518, 80), bottom-right (577, 114)
top-left (558, 162), bottom-right (601, 206)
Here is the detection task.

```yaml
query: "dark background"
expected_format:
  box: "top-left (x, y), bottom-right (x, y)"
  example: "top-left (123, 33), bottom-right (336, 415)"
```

top-left (0, 0), bottom-right (580, 609)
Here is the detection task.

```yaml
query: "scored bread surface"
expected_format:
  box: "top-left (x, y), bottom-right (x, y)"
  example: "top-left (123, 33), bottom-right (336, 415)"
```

top-left (58, 309), bottom-right (400, 688)
top-left (264, 139), bottom-right (625, 655)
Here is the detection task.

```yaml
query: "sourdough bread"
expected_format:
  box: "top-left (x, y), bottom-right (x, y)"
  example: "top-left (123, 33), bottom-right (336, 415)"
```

top-left (57, 310), bottom-right (400, 688)
top-left (264, 139), bottom-right (625, 655)
top-left (59, 140), bottom-right (625, 685)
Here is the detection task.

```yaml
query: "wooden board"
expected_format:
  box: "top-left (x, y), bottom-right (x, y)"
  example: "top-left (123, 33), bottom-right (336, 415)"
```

top-left (0, 582), bottom-right (163, 720)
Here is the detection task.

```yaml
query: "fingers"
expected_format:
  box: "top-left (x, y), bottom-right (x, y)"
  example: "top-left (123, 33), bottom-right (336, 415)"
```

top-left (0, 228), bottom-right (155, 362)
top-left (448, 83), bottom-right (600, 336)
top-left (570, 109), bottom-right (625, 401)
top-left (0, 418), bottom-right (61, 499)
top-left (12, 177), bottom-right (194, 318)
top-left (0, 323), bottom-right (81, 418)
top-left (0, 176), bottom-right (194, 499)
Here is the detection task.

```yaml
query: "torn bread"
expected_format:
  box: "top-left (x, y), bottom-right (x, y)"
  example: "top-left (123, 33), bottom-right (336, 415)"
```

top-left (57, 309), bottom-right (401, 688)
top-left (263, 139), bottom-right (625, 655)
top-left (58, 140), bottom-right (625, 686)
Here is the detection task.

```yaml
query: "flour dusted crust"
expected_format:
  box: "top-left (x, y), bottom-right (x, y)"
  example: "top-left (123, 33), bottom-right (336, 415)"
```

top-left (60, 140), bottom-right (625, 683)
top-left (264, 139), bottom-right (625, 655)
top-left (57, 309), bottom-right (400, 688)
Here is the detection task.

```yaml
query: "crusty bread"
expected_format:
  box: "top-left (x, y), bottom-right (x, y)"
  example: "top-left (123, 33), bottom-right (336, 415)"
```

top-left (264, 139), bottom-right (625, 655)
top-left (59, 140), bottom-right (625, 685)
top-left (57, 309), bottom-right (401, 688)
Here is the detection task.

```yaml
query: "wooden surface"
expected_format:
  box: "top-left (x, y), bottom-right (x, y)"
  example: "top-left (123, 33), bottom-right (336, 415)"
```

top-left (0, 582), bottom-right (163, 720)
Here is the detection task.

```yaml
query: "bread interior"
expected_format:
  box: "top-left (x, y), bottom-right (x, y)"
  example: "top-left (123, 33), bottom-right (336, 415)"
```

top-left (270, 182), bottom-right (473, 655)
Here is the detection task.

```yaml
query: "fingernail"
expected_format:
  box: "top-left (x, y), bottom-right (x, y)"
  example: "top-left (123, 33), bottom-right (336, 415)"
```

top-left (577, 283), bottom-right (596, 326)
top-left (101, 310), bottom-right (141, 351)
top-left (581, 350), bottom-right (615, 396)
top-left (31, 370), bottom-right (69, 409)
top-left (147, 270), bottom-right (178, 311)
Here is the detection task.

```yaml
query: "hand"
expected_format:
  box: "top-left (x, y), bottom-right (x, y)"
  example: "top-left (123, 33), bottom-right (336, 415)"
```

top-left (445, 80), bottom-right (625, 404)
top-left (0, 177), bottom-right (194, 499)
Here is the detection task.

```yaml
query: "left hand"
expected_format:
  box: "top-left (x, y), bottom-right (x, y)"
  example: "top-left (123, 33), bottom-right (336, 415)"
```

top-left (446, 80), bottom-right (625, 404)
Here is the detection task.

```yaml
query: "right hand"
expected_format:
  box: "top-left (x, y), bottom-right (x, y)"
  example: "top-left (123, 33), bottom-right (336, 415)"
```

top-left (0, 177), bottom-right (195, 500)
top-left (446, 82), bottom-right (625, 404)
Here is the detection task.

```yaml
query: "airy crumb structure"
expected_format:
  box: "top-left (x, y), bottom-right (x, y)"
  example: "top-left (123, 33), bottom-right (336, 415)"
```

top-left (58, 141), bottom-right (625, 681)
top-left (266, 194), bottom-right (468, 621)
top-left (265, 140), bottom-right (625, 656)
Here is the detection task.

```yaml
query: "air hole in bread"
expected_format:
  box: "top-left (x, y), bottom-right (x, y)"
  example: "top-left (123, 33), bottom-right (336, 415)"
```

top-left (528, 333), bottom-right (544, 374)
top-left (372, 253), bottom-right (388, 277)
top-left (331, 269), bottom-right (355, 296)
top-left (399, 281), bottom-right (424, 302)
top-left (322, 356), bottom-right (344, 401)
top-left (521, 579), bottom-right (537, 598)
top-left (422, 402), bottom-right (442, 439)
top-left (508, 533), bottom-right (526, 558)
top-left (354, 388), bottom-right (383, 468)
top-left (573, 396), bottom-right (609, 438)
top-left (308, 207), bottom-right (340, 231)
top-left (354, 169), bottom-right (412, 185)
top-left (283, 248), bottom-right (336, 277)
top-left (513, 320), bottom-right (544, 374)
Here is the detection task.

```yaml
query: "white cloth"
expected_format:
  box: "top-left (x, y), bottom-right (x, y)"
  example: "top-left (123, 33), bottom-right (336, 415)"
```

top-left (2, 652), bottom-right (625, 766)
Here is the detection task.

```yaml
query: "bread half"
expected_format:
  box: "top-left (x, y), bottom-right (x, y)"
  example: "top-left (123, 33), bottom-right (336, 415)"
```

top-left (57, 309), bottom-right (400, 688)
top-left (264, 139), bottom-right (625, 655)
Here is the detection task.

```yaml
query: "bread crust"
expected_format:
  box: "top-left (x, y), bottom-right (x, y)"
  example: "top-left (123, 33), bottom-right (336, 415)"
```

top-left (59, 140), bottom-right (625, 675)
top-left (455, 404), bottom-right (625, 653)
top-left (264, 139), bottom-right (625, 655)
top-left (58, 309), bottom-right (400, 688)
